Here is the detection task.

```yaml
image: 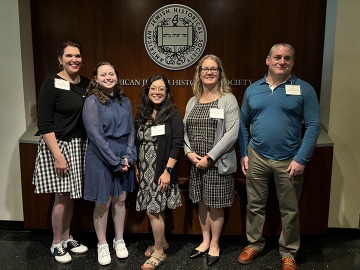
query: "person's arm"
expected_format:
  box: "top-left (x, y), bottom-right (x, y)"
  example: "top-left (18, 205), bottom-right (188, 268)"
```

top-left (157, 109), bottom-right (184, 191)
top-left (134, 162), bottom-right (140, 183)
top-left (82, 96), bottom-right (123, 170)
top-left (288, 85), bottom-right (321, 179)
top-left (121, 98), bottom-right (137, 171)
top-left (293, 86), bottom-right (321, 165)
top-left (158, 157), bottom-right (177, 192)
top-left (207, 94), bottom-right (240, 160)
top-left (238, 90), bottom-right (251, 175)
top-left (134, 110), bottom-right (141, 182)
top-left (37, 76), bottom-right (57, 134)
top-left (37, 76), bottom-right (68, 177)
top-left (43, 132), bottom-right (68, 178)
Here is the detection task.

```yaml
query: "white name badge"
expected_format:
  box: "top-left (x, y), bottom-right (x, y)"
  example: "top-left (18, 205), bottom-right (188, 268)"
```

top-left (54, 78), bottom-right (70, 90)
top-left (285, 85), bottom-right (301, 95)
top-left (151, 124), bottom-right (165, 136)
top-left (209, 108), bottom-right (224, 119)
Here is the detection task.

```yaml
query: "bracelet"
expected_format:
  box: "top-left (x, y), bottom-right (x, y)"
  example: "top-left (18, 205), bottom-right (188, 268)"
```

top-left (205, 154), bottom-right (212, 162)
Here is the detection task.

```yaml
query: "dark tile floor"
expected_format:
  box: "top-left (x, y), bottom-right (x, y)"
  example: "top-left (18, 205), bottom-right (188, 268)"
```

top-left (1, 224), bottom-right (360, 270)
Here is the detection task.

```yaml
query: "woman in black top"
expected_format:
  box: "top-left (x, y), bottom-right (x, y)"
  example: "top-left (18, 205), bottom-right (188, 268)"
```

top-left (134, 74), bottom-right (183, 270)
top-left (33, 40), bottom-right (89, 264)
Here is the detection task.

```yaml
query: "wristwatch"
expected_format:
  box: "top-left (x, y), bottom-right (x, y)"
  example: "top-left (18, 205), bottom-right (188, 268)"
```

top-left (165, 167), bottom-right (173, 174)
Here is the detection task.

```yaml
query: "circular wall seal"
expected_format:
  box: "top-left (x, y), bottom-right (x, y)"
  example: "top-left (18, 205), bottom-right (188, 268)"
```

top-left (144, 4), bottom-right (207, 70)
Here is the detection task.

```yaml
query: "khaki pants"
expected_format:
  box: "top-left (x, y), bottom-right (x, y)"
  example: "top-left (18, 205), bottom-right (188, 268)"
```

top-left (245, 146), bottom-right (303, 258)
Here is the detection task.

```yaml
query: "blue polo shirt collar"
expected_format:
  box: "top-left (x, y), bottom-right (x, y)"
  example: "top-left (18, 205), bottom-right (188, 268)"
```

top-left (260, 74), bottom-right (298, 85)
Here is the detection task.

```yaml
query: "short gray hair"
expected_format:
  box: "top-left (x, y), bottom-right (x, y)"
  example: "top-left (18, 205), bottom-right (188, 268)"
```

top-left (268, 43), bottom-right (295, 60)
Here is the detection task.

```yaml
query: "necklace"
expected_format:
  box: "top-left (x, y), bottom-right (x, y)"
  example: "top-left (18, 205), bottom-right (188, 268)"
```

top-left (59, 70), bottom-right (80, 84)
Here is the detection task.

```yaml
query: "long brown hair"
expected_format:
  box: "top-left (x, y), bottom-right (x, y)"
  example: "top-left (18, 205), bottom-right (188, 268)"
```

top-left (85, 61), bottom-right (124, 105)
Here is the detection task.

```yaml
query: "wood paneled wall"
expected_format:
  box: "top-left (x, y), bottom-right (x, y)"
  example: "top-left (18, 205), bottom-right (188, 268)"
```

top-left (26, 0), bottom-right (329, 234)
top-left (30, 0), bottom-right (326, 180)
top-left (30, 0), bottom-right (326, 102)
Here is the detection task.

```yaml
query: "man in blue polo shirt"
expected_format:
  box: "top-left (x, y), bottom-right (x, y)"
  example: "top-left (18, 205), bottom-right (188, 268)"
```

top-left (237, 43), bottom-right (321, 270)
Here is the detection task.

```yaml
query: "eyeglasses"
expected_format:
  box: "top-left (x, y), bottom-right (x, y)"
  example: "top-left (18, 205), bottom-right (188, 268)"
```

top-left (200, 67), bottom-right (220, 74)
top-left (149, 86), bottom-right (166, 93)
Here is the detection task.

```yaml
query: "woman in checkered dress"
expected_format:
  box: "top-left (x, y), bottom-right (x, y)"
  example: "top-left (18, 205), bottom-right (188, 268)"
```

top-left (32, 40), bottom-right (89, 263)
top-left (183, 54), bottom-right (240, 267)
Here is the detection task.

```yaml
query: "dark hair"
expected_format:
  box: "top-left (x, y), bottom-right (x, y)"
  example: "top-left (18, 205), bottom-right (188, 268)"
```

top-left (85, 61), bottom-right (124, 105)
top-left (135, 74), bottom-right (174, 129)
top-left (56, 40), bottom-right (82, 57)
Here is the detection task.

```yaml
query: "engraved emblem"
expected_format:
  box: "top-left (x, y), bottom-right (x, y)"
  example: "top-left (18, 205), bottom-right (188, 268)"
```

top-left (144, 4), bottom-right (207, 70)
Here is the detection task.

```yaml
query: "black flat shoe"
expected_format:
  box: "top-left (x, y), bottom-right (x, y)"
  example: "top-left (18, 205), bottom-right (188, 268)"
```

top-left (189, 248), bottom-right (209, 259)
top-left (206, 253), bottom-right (220, 266)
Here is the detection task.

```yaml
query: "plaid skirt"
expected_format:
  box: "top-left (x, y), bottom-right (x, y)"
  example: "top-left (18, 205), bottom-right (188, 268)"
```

top-left (189, 165), bottom-right (234, 208)
top-left (32, 136), bottom-right (87, 199)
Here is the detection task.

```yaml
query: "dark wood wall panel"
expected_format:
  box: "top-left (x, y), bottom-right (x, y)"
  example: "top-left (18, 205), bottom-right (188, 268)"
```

top-left (30, 0), bottom-right (327, 179)
top-left (26, 0), bottom-right (329, 234)
top-left (20, 143), bottom-right (333, 235)
top-left (30, 0), bottom-right (326, 104)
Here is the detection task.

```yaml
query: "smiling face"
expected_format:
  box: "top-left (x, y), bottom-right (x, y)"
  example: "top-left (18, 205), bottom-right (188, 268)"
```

top-left (266, 45), bottom-right (294, 80)
top-left (95, 64), bottom-right (118, 93)
top-left (148, 79), bottom-right (167, 107)
top-left (200, 58), bottom-right (220, 88)
top-left (58, 46), bottom-right (82, 76)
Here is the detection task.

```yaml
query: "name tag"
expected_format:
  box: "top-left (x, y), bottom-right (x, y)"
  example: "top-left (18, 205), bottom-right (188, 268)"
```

top-left (151, 125), bottom-right (165, 136)
top-left (285, 85), bottom-right (301, 95)
top-left (54, 78), bottom-right (70, 90)
top-left (209, 108), bottom-right (224, 119)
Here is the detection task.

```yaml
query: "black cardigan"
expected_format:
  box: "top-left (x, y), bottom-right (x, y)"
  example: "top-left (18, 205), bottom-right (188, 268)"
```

top-left (135, 108), bottom-right (184, 185)
top-left (37, 75), bottom-right (90, 141)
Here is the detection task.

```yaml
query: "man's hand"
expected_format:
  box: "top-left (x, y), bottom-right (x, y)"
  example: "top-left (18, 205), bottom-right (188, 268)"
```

top-left (287, 160), bottom-right (305, 179)
top-left (241, 156), bottom-right (248, 175)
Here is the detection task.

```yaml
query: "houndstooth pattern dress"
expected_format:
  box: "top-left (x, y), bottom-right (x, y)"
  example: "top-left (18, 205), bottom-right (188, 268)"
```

top-left (187, 100), bottom-right (234, 208)
top-left (32, 136), bottom-right (87, 199)
top-left (136, 124), bottom-right (182, 213)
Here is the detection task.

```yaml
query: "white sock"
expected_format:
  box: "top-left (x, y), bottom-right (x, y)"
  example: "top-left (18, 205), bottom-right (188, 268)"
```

top-left (64, 238), bottom-right (71, 244)
top-left (52, 242), bottom-right (62, 248)
top-left (98, 243), bottom-right (108, 248)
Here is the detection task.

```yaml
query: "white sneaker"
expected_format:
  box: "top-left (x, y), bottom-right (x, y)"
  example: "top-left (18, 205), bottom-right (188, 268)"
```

top-left (97, 243), bottom-right (111, 266)
top-left (63, 236), bottom-right (88, 254)
top-left (50, 242), bottom-right (72, 263)
top-left (113, 238), bottom-right (129, 259)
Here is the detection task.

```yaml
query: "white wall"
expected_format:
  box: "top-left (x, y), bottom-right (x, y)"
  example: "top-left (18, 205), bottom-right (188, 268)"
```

top-left (326, 0), bottom-right (360, 228)
top-left (0, 0), bottom-right (28, 221)
top-left (0, 0), bottom-right (359, 228)
top-left (0, 0), bottom-right (36, 221)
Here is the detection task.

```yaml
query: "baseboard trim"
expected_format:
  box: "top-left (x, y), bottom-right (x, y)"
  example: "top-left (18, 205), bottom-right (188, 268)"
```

top-left (0, 220), bottom-right (25, 231)
top-left (1, 220), bottom-right (359, 238)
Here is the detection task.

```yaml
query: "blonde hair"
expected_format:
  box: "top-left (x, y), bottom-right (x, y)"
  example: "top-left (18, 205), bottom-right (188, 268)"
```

top-left (192, 54), bottom-right (231, 98)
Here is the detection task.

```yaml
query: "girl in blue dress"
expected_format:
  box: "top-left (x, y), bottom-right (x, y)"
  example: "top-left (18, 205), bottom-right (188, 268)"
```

top-left (82, 61), bottom-right (136, 266)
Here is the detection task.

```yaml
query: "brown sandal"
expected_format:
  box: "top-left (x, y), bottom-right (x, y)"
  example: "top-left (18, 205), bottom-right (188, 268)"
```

top-left (141, 252), bottom-right (167, 270)
top-left (144, 243), bottom-right (169, 257)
